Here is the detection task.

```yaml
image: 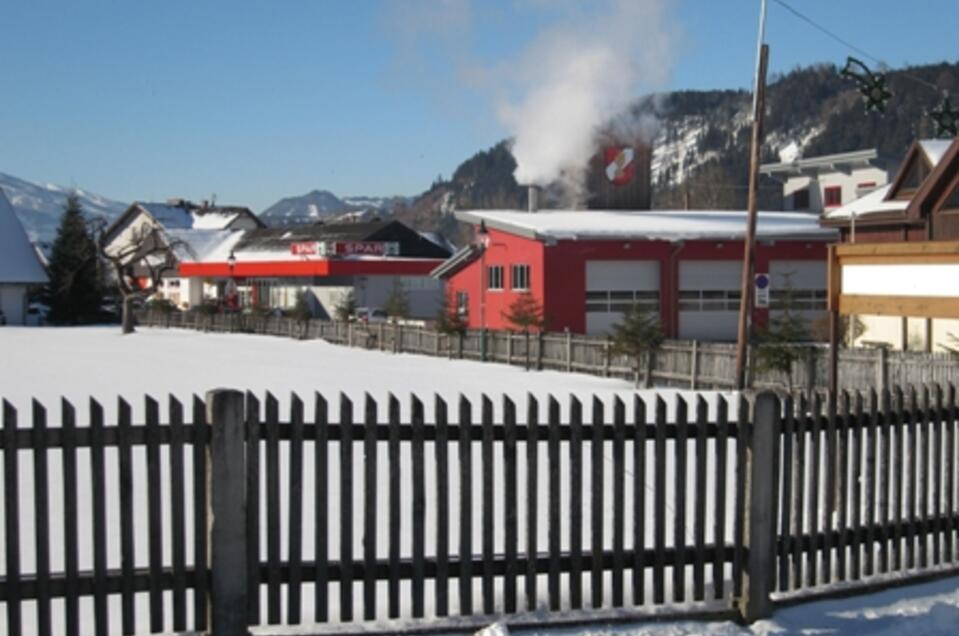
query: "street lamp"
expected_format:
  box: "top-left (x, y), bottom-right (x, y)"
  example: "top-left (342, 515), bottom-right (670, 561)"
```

top-left (226, 250), bottom-right (238, 310)
top-left (476, 220), bottom-right (506, 361)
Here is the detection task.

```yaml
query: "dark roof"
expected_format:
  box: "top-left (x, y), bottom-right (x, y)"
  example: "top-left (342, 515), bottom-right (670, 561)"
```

top-left (431, 244), bottom-right (482, 279)
top-left (233, 220), bottom-right (453, 258)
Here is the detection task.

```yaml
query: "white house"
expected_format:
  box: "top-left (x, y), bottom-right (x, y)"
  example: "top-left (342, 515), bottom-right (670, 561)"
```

top-left (761, 148), bottom-right (892, 214)
top-left (0, 190), bottom-right (48, 324)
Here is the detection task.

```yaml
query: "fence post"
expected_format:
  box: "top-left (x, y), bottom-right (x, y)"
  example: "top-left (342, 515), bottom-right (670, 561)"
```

top-left (603, 337), bottom-right (611, 377)
top-left (206, 389), bottom-right (249, 636)
top-left (536, 332), bottom-right (544, 371)
top-left (506, 331), bottom-right (513, 365)
top-left (876, 347), bottom-right (888, 395)
top-left (690, 340), bottom-right (699, 390)
top-left (737, 391), bottom-right (779, 623)
top-left (565, 329), bottom-right (572, 373)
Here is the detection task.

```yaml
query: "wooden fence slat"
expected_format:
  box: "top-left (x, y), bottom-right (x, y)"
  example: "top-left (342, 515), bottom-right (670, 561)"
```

top-left (458, 395), bottom-right (473, 615)
top-left (673, 396), bottom-right (688, 603)
top-left (30, 401), bottom-right (51, 636)
top-left (115, 399), bottom-right (136, 635)
top-left (169, 397), bottom-right (188, 631)
top-left (633, 396), bottom-right (647, 605)
top-left (792, 393), bottom-right (806, 590)
top-left (362, 394), bottom-right (378, 621)
top-left (436, 396), bottom-right (451, 617)
top-left (590, 396), bottom-right (605, 609)
top-left (388, 394), bottom-right (402, 618)
top-left (945, 385), bottom-right (955, 563)
top-left (569, 396), bottom-right (584, 610)
top-left (62, 400), bottom-right (80, 636)
top-left (314, 394), bottom-right (330, 622)
top-left (340, 393), bottom-right (355, 622)
top-left (836, 391), bottom-right (850, 582)
top-left (893, 386), bottom-right (904, 571)
top-left (245, 393), bottom-right (261, 625)
top-left (713, 396), bottom-right (728, 600)
top-left (732, 395), bottom-right (747, 598)
top-left (919, 386), bottom-right (930, 569)
top-left (192, 396), bottom-right (209, 631)
top-left (525, 395), bottom-right (539, 612)
top-left (504, 396), bottom-right (519, 614)
top-left (653, 396), bottom-right (667, 604)
top-left (288, 394), bottom-right (305, 623)
top-left (933, 385), bottom-right (944, 565)
top-left (693, 396), bottom-right (707, 602)
top-left (612, 396), bottom-right (626, 607)
top-left (808, 392), bottom-right (821, 586)
top-left (879, 389), bottom-right (892, 573)
top-left (778, 394), bottom-right (793, 593)
top-left (864, 390), bottom-right (877, 577)
top-left (412, 395), bottom-right (427, 617)
top-left (905, 386), bottom-right (917, 570)
top-left (90, 399), bottom-right (109, 636)
top-left (850, 392), bottom-right (863, 581)
top-left (146, 396), bottom-right (164, 633)
top-left (482, 395), bottom-right (495, 615)
top-left (265, 393), bottom-right (282, 624)
top-left (548, 396), bottom-right (562, 611)
top-left (823, 391), bottom-right (836, 584)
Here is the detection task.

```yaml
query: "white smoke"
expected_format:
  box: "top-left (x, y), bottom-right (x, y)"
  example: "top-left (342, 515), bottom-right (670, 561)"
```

top-left (494, 0), bottom-right (677, 200)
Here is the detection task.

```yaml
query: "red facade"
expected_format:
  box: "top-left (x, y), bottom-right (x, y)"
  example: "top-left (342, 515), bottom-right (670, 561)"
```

top-left (445, 226), bottom-right (829, 337)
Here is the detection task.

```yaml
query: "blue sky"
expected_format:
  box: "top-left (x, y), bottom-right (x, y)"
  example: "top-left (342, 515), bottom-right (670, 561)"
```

top-left (1, 0), bottom-right (956, 212)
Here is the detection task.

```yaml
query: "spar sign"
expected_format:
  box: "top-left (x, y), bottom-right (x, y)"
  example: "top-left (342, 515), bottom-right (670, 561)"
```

top-left (335, 241), bottom-right (400, 257)
top-left (604, 147), bottom-right (635, 186)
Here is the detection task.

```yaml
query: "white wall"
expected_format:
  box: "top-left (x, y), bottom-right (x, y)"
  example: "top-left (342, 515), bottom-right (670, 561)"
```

top-left (783, 165), bottom-right (888, 212)
top-left (0, 284), bottom-right (27, 325)
top-left (355, 275), bottom-right (444, 319)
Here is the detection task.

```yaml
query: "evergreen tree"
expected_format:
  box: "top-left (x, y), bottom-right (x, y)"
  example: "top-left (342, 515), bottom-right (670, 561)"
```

top-left (334, 290), bottom-right (357, 321)
top-left (383, 279), bottom-right (410, 321)
top-left (47, 194), bottom-right (103, 324)
top-left (503, 293), bottom-right (545, 370)
top-left (610, 304), bottom-right (664, 387)
top-left (755, 274), bottom-right (809, 389)
top-left (435, 291), bottom-right (467, 336)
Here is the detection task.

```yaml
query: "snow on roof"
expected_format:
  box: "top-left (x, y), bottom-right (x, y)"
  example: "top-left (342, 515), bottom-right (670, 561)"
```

top-left (822, 184), bottom-right (907, 220)
top-left (456, 209), bottom-right (836, 242)
top-left (0, 189), bottom-right (48, 283)
top-left (140, 203), bottom-right (244, 231)
top-left (919, 139), bottom-right (953, 167)
top-left (164, 229), bottom-right (240, 262)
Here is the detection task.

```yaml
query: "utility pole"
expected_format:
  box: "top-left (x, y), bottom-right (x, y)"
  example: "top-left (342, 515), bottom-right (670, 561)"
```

top-left (735, 0), bottom-right (769, 391)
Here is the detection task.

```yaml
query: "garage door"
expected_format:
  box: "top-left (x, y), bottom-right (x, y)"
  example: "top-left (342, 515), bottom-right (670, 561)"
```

top-left (585, 261), bottom-right (660, 335)
top-left (679, 261), bottom-right (741, 340)
top-left (769, 260), bottom-right (827, 324)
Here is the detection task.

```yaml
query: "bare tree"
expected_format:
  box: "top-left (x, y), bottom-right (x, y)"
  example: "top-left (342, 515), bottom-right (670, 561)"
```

top-left (97, 222), bottom-right (184, 334)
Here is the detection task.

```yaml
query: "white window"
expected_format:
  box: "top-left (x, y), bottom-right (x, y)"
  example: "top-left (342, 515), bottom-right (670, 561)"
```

top-left (487, 265), bottom-right (504, 290)
top-left (678, 289), bottom-right (741, 312)
top-left (585, 290), bottom-right (660, 313)
top-left (456, 291), bottom-right (469, 316)
top-left (511, 264), bottom-right (530, 291)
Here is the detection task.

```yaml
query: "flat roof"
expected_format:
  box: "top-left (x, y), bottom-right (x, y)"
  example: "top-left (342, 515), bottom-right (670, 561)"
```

top-left (456, 209), bottom-right (836, 242)
top-left (760, 148), bottom-right (880, 177)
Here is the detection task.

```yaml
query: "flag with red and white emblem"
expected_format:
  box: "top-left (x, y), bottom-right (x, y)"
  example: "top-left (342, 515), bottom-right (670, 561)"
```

top-left (604, 147), bottom-right (635, 186)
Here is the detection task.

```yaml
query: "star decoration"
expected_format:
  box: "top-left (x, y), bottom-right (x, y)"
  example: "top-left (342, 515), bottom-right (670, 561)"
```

top-left (840, 57), bottom-right (894, 113)
top-left (930, 95), bottom-right (959, 138)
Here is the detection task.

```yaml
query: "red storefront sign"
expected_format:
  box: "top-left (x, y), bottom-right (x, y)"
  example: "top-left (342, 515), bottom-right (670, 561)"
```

top-left (335, 241), bottom-right (399, 256)
top-left (290, 242), bottom-right (320, 256)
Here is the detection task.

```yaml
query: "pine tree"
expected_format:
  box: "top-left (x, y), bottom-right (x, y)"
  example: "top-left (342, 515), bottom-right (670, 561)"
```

top-left (334, 290), bottom-right (356, 321)
top-left (503, 293), bottom-right (545, 370)
top-left (383, 279), bottom-right (410, 321)
top-left (435, 291), bottom-right (467, 335)
top-left (610, 304), bottom-right (664, 387)
top-left (47, 194), bottom-right (103, 324)
top-left (755, 274), bottom-right (809, 389)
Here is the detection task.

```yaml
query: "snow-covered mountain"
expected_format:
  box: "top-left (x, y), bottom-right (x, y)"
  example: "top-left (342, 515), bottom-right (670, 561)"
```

top-left (259, 189), bottom-right (410, 226)
top-left (0, 172), bottom-right (127, 245)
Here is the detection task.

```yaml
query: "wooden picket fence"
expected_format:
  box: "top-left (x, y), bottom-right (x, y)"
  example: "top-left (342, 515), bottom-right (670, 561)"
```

top-left (4, 386), bottom-right (959, 635)
top-left (137, 310), bottom-right (959, 392)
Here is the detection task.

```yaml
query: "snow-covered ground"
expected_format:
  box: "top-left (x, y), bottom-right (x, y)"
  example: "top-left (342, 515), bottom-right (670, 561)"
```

top-left (2, 327), bottom-right (958, 635)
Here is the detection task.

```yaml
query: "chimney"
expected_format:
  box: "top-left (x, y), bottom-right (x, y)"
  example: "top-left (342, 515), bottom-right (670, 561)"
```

top-left (528, 185), bottom-right (539, 213)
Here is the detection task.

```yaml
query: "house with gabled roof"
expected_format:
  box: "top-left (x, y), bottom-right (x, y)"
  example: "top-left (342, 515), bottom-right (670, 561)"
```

top-left (0, 189), bottom-right (48, 324)
top-left (820, 138), bottom-right (959, 351)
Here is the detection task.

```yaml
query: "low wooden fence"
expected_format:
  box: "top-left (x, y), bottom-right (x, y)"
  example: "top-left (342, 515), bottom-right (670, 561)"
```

top-left (137, 310), bottom-right (959, 392)
top-left (4, 385), bottom-right (959, 634)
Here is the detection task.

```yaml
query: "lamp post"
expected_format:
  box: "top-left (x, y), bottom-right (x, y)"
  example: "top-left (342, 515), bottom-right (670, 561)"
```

top-left (226, 250), bottom-right (238, 311)
top-left (478, 221), bottom-right (489, 361)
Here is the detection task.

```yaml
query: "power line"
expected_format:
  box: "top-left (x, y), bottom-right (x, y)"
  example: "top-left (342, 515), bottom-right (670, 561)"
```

top-left (770, 0), bottom-right (945, 95)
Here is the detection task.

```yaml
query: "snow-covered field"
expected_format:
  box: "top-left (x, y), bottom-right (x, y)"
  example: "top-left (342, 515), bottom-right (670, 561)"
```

top-left (2, 327), bottom-right (959, 636)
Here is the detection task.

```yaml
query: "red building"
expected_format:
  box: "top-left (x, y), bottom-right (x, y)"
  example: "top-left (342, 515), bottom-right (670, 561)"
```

top-left (433, 210), bottom-right (835, 340)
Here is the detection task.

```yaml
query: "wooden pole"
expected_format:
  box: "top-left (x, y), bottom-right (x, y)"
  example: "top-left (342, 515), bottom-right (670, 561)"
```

top-left (734, 43), bottom-right (770, 390)
top-left (828, 244), bottom-right (841, 396)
